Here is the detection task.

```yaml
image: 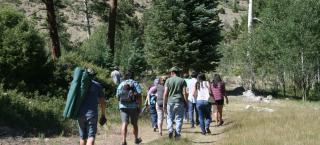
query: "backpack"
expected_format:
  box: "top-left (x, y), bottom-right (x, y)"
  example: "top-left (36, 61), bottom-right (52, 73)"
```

top-left (118, 80), bottom-right (137, 102)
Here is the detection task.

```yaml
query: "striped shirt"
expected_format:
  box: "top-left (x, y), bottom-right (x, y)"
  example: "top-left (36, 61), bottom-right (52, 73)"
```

top-left (210, 82), bottom-right (226, 101)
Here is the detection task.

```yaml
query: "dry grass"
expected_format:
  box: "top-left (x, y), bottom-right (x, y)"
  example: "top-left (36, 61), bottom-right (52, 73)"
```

top-left (220, 97), bottom-right (320, 145)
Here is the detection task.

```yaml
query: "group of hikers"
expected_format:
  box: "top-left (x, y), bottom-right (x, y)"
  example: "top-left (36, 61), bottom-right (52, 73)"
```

top-left (76, 66), bottom-right (228, 145)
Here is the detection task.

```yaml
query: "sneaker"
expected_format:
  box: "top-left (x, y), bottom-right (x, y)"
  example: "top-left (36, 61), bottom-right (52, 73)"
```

top-left (191, 125), bottom-right (195, 128)
top-left (206, 128), bottom-right (211, 134)
top-left (201, 132), bottom-right (206, 135)
top-left (134, 138), bottom-right (142, 144)
top-left (153, 127), bottom-right (157, 132)
top-left (168, 132), bottom-right (173, 139)
top-left (174, 134), bottom-right (181, 139)
top-left (121, 142), bottom-right (127, 145)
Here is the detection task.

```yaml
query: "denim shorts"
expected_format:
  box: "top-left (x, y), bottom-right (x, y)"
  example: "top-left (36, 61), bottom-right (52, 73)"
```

top-left (77, 116), bottom-right (98, 139)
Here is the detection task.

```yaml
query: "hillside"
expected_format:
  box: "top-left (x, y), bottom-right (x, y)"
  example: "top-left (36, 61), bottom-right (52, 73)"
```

top-left (2, 0), bottom-right (247, 42)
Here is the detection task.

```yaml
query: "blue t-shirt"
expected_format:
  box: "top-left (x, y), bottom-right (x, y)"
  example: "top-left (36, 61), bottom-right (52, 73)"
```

top-left (79, 80), bottom-right (104, 119)
top-left (116, 79), bottom-right (142, 109)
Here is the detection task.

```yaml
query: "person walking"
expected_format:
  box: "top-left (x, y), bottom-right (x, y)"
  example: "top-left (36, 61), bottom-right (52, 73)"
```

top-left (187, 71), bottom-right (199, 128)
top-left (210, 74), bottom-right (229, 126)
top-left (183, 73), bottom-right (190, 122)
top-left (192, 73), bottom-right (212, 135)
top-left (77, 68), bottom-right (106, 145)
top-left (155, 76), bottom-right (166, 136)
top-left (111, 66), bottom-right (121, 85)
top-left (145, 78), bottom-right (159, 132)
top-left (163, 66), bottom-right (188, 139)
top-left (116, 71), bottom-right (143, 145)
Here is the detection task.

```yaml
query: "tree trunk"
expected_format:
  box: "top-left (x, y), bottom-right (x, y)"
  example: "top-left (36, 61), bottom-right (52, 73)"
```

top-left (317, 57), bottom-right (320, 84)
top-left (301, 48), bottom-right (306, 101)
top-left (43, 0), bottom-right (61, 59)
top-left (282, 71), bottom-right (286, 97)
top-left (84, 0), bottom-right (91, 38)
top-left (107, 0), bottom-right (117, 62)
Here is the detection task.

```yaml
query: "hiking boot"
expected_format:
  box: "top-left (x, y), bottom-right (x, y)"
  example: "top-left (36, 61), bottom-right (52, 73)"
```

top-left (168, 132), bottom-right (173, 139)
top-left (206, 128), bottom-right (211, 134)
top-left (134, 138), bottom-right (142, 144)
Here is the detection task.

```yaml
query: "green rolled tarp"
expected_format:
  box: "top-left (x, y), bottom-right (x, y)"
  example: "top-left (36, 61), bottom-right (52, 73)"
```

top-left (63, 67), bottom-right (91, 119)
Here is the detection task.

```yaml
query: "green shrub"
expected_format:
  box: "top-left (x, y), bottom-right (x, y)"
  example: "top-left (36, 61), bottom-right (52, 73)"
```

top-left (0, 87), bottom-right (76, 136)
top-left (0, 5), bottom-right (52, 89)
top-left (57, 52), bottom-right (116, 99)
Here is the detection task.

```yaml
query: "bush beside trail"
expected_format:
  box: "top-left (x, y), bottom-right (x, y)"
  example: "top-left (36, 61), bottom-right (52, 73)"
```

top-left (0, 88), bottom-right (76, 136)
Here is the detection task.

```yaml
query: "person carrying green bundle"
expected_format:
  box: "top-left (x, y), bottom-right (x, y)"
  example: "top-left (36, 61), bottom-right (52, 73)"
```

top-left (76, 68), bottom-right (106, 145)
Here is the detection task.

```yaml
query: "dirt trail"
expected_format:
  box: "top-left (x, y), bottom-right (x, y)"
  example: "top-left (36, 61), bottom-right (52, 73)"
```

top-left (93, 118), bottom-right (230, 145)
top-left (0, 98), bottom-right (237, 145)
top-left (0, 114), bottom-right (231, 145)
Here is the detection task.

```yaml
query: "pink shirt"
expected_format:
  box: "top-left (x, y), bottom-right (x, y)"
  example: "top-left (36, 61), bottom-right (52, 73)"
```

top-left (210, 83), bottom-right (226, 100)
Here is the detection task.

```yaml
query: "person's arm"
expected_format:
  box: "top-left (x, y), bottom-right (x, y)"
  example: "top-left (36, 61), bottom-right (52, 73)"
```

top-left (144, 94), bottom-right (149, 106)
top-left (163, 87), bottom-right (168, 113)
top-left (99, 97), bottom-right (106, 117)
top-left (134, 82), bottom-right (143, 108)
top-left (183, 86), bottom-right (188, 105)
top-left (98, 91), bottom-right (107, 125)
top-left (222, 83), bottom-right (228, 104)
top-left (192, 85), bottom-right (197, 100)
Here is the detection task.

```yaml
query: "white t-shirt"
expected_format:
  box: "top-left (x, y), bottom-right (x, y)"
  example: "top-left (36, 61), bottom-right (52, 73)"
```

top-left (187, 78), bottom-right (197, 103)
top-left (196, 81), bottom-right (210, 101)
top-left (111, 70), bottom-right (121, 85)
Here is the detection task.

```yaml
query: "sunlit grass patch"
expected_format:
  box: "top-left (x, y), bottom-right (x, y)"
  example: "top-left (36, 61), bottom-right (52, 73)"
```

top-left (220, 98), bottom-right (320, 145)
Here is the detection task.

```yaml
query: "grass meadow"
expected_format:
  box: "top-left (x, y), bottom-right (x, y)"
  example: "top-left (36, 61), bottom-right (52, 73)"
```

top-left (219, 97), bottom-right (320, 145)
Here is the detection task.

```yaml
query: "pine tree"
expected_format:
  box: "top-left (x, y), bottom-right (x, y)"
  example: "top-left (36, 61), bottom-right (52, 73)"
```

top-left (144, 0), bottom-right (222, 72)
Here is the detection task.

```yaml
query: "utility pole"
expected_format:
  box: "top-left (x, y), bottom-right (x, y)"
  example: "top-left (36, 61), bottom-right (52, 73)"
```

top-left (248, 0), bottom-right (253, 33)
top-left (247, 0), bottom-right (254, 90)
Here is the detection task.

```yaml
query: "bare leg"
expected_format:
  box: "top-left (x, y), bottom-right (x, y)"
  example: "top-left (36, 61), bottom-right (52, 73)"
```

top-left (80, 139), bottom-right (86, 145)
top-left (158, 113), bottom-right (163, 135)
top-left (133, 123), bottom-right (139, 139)
top-left (218, 105), bottom-right (223, 123)
top-left (216, 105), bottom-right (223, 125)
top-left (215, 105), bottom-right (219, 125)
top-left (86, 137), bottom-right (95, 145)
top-left (121, 123), bottom-right (128, 143)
